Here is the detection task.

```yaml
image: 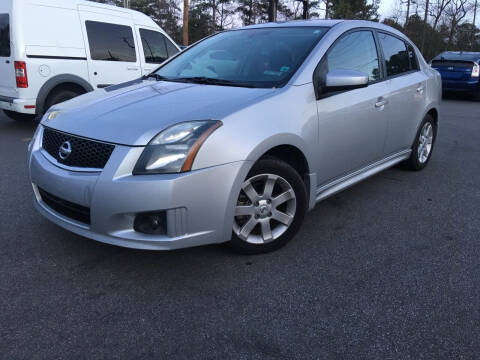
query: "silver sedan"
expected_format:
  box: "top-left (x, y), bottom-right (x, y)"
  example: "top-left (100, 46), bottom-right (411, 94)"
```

top-left (28, 20), bottom-right (441, 253)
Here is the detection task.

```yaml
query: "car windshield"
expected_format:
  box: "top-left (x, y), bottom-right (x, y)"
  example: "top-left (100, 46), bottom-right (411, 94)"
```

top-left (154, 27), bottom-right (329, 88)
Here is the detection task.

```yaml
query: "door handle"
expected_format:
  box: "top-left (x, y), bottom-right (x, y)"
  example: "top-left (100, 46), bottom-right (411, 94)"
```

top-left (416, 85), bottom-right (424, 94)
top-left (375, 98), bottom-right (388, 108)
top-left (127, 66), bottom-right (139, 71)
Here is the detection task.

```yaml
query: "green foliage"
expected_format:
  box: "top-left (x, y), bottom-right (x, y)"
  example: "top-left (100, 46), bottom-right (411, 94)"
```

top-left (327, 0), bottom-right (380, 20)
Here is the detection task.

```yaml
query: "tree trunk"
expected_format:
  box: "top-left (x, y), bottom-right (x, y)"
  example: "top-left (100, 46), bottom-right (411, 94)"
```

top-left (183, 0), bottom-right (189, 46)
top-left (421, 0), bottom-right (430, 52)
top-left (325, 0), bottom-right (329, 19)
top-left (212, 0), bottom-right (217, 32)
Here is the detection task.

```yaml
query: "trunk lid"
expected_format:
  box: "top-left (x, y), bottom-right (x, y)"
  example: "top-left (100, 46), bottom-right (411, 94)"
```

top-left (431, 60), bottom-right (476, 81)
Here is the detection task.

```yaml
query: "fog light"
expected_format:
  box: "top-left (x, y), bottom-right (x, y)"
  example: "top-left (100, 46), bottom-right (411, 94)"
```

top-left (134, 212), bottom-right (167, 235)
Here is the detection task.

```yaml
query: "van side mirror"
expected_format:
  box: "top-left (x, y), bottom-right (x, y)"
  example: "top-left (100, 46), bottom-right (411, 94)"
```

top-left (324, 69), bottom-right (369, 93)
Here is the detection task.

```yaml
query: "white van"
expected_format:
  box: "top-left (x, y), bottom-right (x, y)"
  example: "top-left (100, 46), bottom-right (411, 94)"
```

top-left (0, 0), bottom-right (180, 121)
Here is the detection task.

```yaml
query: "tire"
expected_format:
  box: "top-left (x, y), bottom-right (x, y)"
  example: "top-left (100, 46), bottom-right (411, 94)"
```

top-left (403, 114), bottom-right (436, 171)
top-left (44, 89), bottom-right (81, 113)
top-left (3, 110), bottom-right (36, 122)
top-left (228, 157), bottom-right (308, 254)
top-left (471, 90), bottom-right (480, 101)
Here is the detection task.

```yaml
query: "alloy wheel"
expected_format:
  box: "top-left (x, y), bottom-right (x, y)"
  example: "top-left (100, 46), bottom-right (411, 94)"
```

top-left (233, 174), bottom-right (297, 244)
top-left (418, 122), bottom-right (433, 164)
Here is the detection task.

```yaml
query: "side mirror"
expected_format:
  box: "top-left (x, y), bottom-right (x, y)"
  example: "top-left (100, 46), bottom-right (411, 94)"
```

top-left (324, 69), bottom-right (369, 93)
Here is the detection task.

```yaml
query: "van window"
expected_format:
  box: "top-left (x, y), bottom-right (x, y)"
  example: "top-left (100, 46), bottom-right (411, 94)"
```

top-left (165, 39), bottom-right (179, 57)
top-left (86, 21), bottom-right (136, 62)
top-left (139, 29), bottom-right (168, 64)
top-left (326, 31), bottom-right (380, 82)
top-left (378, 33), bottom-right (410, 77)
top-left (0, 14), bottom-right (10, 57)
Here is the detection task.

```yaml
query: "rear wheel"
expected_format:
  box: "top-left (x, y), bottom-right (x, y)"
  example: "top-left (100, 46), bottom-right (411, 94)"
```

top-left (403, 114), bottom-right (436, 171)
top-left (2, 110), bottom-right (36, 122)
top-left (228, 158), bottom-right (307, 254)
top-left (44, 89), bottom-right (82, 113)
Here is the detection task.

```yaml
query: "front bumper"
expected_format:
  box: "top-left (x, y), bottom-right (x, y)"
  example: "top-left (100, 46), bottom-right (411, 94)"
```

top-left (28, 127), bottom-right (250, 250)
top-left (0, 96), bottom-right (37, 114)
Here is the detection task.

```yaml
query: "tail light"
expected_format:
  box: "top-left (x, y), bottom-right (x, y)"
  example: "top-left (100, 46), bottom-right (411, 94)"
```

top-left (472, 63), bottom-right (479, 78)
top-left (14, 61), bottom-right (28, 88)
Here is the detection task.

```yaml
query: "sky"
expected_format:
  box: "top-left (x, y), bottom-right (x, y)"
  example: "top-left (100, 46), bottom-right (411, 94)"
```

top-left (378, 0), bottom-right (397, 19)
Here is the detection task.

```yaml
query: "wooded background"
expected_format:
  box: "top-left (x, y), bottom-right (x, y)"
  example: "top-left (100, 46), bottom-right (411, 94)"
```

top-left (90, 0), bottom-right (479, 60)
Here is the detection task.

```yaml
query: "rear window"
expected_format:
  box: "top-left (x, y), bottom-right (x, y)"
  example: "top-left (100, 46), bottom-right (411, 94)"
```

top-left (0, 14), bottom-right (10, 57)
top-left (85, 21), bottom-right (136, 62)
top-left (431, 60), bottom-right (474, 69)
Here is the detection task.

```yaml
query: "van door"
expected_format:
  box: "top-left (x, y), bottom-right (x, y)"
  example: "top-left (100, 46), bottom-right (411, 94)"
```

top-left (79, 12), bottom-right (142, 88)
top-left (135, 26), bottom-right (180, 75)
top-left (0, 13), bottom-right (16, 98)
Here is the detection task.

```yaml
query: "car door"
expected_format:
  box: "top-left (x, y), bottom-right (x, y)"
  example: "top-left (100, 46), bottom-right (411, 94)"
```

top-left (80, 13), bottom-right (142, 88)
top-left (377, 32), bottom-right (428, 155)
top-left (135, 26), bottom-right (180, 75)
top-left (315, 30), bottom-right (389, 185)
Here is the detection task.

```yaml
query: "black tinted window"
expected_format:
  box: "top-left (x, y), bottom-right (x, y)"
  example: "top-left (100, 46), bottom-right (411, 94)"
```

top-left (165, 38), bottom-right (179, 57)
top-left (379, 33), bottom-right (410, 76)
top-left (86, 21), bottom-right (136, 62)
top-left (327, 31), bottom-right (380, 81)
top-left (140, 29), bottom-right (168, 64)
top-left (0, 14), bottom-right (10, 57)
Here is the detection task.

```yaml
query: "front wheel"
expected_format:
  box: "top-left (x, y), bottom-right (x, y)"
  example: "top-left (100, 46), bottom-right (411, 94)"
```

top-left (228, 158), bottom-right (307, 254)
top-left (403, 114), bottom-right (436, 171)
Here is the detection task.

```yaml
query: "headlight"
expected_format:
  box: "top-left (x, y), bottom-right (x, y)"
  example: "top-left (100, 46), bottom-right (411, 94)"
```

top-left (133, 120), bottom-right (222, 174)
top-left (45, 110), bottom-right (63, 121)
top-left (28, 124), bottom-right (43, 152)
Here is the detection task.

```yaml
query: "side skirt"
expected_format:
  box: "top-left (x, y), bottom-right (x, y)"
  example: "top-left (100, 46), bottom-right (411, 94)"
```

top-left (315, 149), bottom-right (412, 203)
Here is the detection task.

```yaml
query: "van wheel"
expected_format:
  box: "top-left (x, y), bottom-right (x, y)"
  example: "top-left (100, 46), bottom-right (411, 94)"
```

top-left (2, 110), bottom-right (36, 122)
top-left (403, 114), bottom-right (436, 171)
top-left (44, 89), bottom-right (82, 112)
top-left (228, 158), bottom-right (307, 254)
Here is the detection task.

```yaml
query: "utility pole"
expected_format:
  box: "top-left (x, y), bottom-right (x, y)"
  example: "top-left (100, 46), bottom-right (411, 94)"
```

top-left (474, 0), bottom-right (478, 28)
top-left (302, 0), bottom-right (309, 19)
top-left (268, 0), bottom-right (277, 22)
top-left (183, 0), bottom-right (189, 46)
top-left (421, 0), bottom-right (429, 53)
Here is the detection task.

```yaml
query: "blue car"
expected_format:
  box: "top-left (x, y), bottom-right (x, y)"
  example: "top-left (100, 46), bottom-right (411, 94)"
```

top-left (431, 51), bottom-right (480, 99)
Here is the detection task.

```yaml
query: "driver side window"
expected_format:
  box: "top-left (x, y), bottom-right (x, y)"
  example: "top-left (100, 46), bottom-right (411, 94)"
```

top-left (327, 31), bottom-right (381, 82)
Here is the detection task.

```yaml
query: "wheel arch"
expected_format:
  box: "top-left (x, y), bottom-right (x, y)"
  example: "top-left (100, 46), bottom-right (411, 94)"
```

top-left (36, 75), bottom-right (94, 115)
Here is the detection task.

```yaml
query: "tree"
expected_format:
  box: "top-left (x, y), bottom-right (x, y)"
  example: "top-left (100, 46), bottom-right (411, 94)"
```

top-left (444, 0), bottom-right (473, 48)
top-left (329, 0), bottom-right (380, 20)
top-left (429, 0), bottom-right (452, 31)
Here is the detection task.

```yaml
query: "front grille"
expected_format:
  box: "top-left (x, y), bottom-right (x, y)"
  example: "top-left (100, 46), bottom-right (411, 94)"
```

top-left (38, 187), bottom-right (91, 225)
top-left (42, 127), bottom-right (115, 169)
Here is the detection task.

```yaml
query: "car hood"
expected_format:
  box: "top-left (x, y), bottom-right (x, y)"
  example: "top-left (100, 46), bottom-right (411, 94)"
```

top-left (43, 80), bottom-right (276, 146)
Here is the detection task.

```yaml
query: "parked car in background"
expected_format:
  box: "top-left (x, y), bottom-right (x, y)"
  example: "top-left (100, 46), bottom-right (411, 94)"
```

top-left (431, 51), bottom-right (480, 99)
top-left (0, 0), bottom-right (179, 121)
top-left (28, 20), bottom-right (441, 254)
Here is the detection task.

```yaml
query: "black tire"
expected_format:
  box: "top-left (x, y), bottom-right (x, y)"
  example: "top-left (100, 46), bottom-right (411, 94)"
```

top-left (44, 89), bottom-right (81, 113)
top-left (403, 114), bottom-right (436, 171)
top-left (3, 110), bottom-right (37, 122)
top-left (471, 90), bottom-right (480, 101)
top-left (228, 157), bottom-right (308, 254)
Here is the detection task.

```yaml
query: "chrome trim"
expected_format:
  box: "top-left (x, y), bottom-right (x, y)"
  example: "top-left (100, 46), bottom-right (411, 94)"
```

top-left (316, 149), bottom-right (412, 202)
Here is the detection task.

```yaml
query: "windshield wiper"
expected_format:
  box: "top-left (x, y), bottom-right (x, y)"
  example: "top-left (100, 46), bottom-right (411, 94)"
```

top-left (143, 74), bottom-right (169, 81)
top-left (171, 77), bottom-right (256, 88)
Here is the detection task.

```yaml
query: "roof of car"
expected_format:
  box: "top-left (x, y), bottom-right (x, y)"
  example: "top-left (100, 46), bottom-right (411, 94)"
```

top-left (433, 51), bottom-right (480, 61)
top-left (242, 19), bottom-right (345, 29)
